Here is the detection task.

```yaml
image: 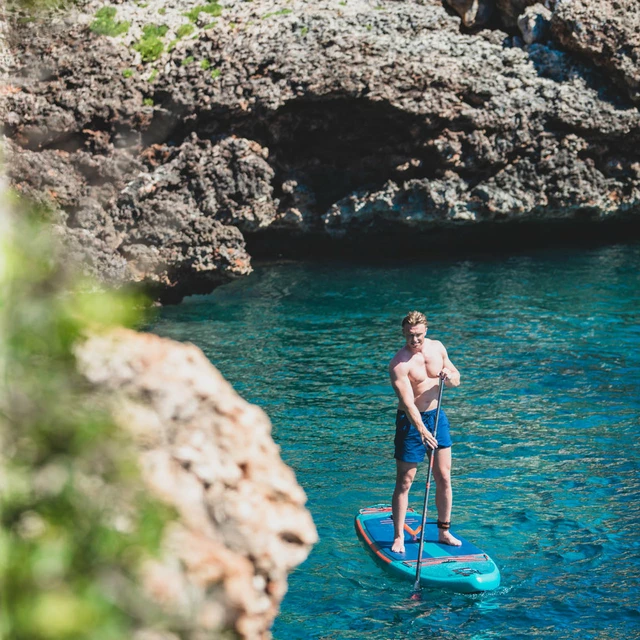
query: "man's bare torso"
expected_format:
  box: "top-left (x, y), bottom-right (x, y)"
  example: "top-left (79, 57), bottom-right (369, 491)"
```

top-left (391, 339), bottom-right (445, 412)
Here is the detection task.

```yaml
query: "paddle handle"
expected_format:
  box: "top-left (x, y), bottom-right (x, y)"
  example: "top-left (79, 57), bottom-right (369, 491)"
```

top-left (413, 377), bottom-right (446, 590)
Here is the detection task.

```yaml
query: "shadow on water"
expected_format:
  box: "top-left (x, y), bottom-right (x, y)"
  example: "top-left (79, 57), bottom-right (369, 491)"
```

top-left (246, 219), bottom-right (640, 263)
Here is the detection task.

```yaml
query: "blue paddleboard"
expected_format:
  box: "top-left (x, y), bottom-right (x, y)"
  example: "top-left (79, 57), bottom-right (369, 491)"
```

top-left (355, 505), bottom-right (500, 593)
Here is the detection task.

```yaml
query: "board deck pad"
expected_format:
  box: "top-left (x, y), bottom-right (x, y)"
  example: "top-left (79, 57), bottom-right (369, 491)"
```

top-left (355, 505), bottom-right (500, 593)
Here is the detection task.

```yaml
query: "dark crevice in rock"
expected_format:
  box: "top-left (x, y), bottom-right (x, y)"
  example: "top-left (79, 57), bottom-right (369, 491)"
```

top-left (440, 0), bottom-right (507, 35)
top-left (262, 99), bottom-right (443, 212)
top-left (143, 91), bottom-right (256, 147)
top-left (280, 531), bottom-right (304, 545)
top-left (147, 273), bottom-right (234, 306)
top-left (40, 116), bottom-right (115, 154)
top-left (544, 118), bottom-right (624, 143)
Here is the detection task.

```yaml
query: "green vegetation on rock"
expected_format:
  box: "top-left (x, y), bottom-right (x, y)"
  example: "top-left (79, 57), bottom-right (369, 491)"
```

top-left (7, 0), bottom-right (77, 18)
top-left (184, 1), bottom-right (222, 23)
top-left (176, 23), bottom-right (195, 38)
top-left (122, 68), bottom-right (134, 78)
top-left (133, 24), bottom-right (169, 62)
top-left (181, 56), bottom-right (195, 66)
top-left (211, 68), bottom-right (221, 79)
top-left (200, 59), bottom-right (211, 70)
top-left (262, 8), bottom-right (293, 19)
top-left (90, 6), bottom-right (130, 37)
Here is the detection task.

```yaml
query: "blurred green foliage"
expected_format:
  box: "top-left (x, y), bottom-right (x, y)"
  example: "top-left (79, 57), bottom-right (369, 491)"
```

top-left (0, 194), bottom-right (174, 640)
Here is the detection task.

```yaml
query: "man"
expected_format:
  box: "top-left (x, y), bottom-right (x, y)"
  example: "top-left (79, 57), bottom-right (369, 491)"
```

top-left (389, 310), bottom-right (461, 553)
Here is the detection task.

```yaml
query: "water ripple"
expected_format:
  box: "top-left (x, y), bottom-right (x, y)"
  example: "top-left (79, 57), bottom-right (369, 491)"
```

top-left (152, 244), bottom-right (640, 639)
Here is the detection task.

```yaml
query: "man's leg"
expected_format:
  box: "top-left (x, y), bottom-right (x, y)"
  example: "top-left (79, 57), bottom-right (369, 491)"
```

top-left (391, 460), bottom-right (418, 554)
top-left (432, 448), bottom-right (461, 546)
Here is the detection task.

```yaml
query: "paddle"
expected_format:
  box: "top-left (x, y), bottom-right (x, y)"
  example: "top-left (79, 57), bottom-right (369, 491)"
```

top-left (413, 375), bottom-right (446, 591)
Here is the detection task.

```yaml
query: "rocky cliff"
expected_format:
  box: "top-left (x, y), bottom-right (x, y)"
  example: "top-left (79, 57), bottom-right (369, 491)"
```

top-left (3, 0), bottom-right (640, 301)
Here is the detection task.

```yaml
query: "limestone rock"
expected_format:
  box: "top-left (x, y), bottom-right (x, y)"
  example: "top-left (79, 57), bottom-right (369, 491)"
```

top-left (74, 328), bottom-right (318, 639)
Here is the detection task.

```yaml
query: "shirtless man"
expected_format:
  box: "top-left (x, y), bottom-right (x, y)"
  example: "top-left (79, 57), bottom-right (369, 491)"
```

top-left (389, 310), bottom-right (461, 553)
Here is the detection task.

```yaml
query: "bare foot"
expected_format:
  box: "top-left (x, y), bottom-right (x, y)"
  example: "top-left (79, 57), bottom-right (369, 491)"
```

top-left (438, 530), bottom-right (462, 546)
top-left (391, 536), bottom-right (405, 554)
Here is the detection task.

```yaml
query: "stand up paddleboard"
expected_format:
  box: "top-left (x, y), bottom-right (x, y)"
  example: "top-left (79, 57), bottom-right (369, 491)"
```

top-left (355, 505), bottom-right (500, 594)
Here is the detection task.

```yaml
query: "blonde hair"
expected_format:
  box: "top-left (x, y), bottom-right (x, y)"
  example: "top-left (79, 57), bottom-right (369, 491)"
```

top-left (402, 310), bottom-right (427, 328)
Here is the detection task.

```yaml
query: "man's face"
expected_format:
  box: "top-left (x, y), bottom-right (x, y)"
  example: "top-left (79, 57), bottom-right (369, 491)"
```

top-left (403, 323), bottom-right (426, 352)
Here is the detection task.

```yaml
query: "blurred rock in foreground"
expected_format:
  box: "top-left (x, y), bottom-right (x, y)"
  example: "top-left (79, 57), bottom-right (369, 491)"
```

top-left (75, 328), bottom-right (318, 639)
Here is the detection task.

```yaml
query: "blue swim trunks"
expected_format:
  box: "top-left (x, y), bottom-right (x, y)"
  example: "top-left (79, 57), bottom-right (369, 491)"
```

top-left (394, 408), bottom-right (452, 463)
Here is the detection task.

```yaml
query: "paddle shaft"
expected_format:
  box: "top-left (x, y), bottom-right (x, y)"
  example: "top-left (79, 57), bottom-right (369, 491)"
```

top-left (413, 377), bottom-right (445, 590)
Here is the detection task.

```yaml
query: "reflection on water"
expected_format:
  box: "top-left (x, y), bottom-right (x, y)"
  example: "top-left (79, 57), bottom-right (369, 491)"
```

top-left (152, 244), bottom-right (640, 639)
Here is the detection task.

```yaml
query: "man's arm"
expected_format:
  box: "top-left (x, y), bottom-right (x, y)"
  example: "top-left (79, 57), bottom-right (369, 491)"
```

top-left (439, 343), bottom-right (461, 388)
top-left (389, 362), bottom-right (438, 449)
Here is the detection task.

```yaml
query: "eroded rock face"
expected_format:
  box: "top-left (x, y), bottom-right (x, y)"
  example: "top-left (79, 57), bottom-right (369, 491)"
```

top-left (551, 0), bottom-right (640, 104)
top-left (74, 328), bottom-right (318, 639)
top-left (3, 0), bottom-right (640, 301)
top-left (5, 132), bottom-right (260, 302)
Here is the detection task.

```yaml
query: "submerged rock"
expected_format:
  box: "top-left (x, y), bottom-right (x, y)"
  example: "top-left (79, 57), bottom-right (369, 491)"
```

top-left (3, 0), bottom-right (640, 301)
top-left (75, 328), bottom-right (318, 639)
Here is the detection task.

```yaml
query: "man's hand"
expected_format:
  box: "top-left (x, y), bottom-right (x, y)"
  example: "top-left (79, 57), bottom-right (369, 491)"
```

top-left (421, 428), bottom-right (438, 450)
top-left (440, 368), bottom-right (452, 381)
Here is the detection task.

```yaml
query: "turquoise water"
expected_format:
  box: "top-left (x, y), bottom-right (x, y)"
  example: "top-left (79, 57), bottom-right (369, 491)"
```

top-left (151, 244), bottom-right (640, 639)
